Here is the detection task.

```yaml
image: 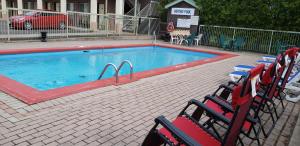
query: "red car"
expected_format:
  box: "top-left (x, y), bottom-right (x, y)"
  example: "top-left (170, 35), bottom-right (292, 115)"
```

top-left (10, 11), bottom-right (67, 30)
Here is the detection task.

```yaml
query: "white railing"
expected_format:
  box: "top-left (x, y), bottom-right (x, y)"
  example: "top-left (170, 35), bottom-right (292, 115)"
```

top-left (67, 11), bottom-right (110, 37)
top-left (106, 13), bottom-right (137, 36)
top-left (199, 25), bottom-right (300, 54)
top-left (138, 16), bottom-right (160, 35)
top-left (0, 8), bottom-right (160, 41)
top-left (6, 8), bottom-right (68, 40)
top-left (0, 10), bottom-right (8, 41)
top-left (137, 0), bottom-right (159, 17)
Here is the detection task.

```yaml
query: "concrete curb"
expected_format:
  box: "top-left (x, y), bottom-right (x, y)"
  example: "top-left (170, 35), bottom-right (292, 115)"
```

top-left (288, 103), bottom-right (300, 146)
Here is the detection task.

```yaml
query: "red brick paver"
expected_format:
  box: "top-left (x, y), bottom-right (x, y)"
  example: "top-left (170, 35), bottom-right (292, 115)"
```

top-left (0, 40), bottom-right (298, 146)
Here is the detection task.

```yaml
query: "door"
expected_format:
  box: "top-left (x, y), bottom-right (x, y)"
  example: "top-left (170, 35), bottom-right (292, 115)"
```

top-left (98, 4), bottom-right (105, 14)
top-left (55, 2), bottom-right (60, 11)
top-left (98, 4), bottom-right (105, 29)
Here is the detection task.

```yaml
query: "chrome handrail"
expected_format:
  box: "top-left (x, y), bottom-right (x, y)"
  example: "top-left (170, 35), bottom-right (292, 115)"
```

top-left (117, 60), bottom-right (133, 80)
top-left (98, 60), bottom-right (133, 83)
top-left (98, 63), bottom-right (118, 82)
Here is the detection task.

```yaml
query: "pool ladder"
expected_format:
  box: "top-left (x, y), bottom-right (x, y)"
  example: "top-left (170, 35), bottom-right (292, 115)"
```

top-left (98, 60), bottom-right (133, 83)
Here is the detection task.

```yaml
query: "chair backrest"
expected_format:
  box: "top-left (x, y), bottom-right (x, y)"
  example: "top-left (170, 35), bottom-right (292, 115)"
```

top-left (251, 58), bottom-right (283, 118)
top-left (280, 47), bottom-right (298, 88)
top-left (264, 54), bottom-right (285, 99)
top-left (222, 82), bottom-right (252, 146)
top-left (219, 35), bottom-right (227, 47)
top-left (187, 33), bottom-right (196, 40)
top-left (261, 62), bottom-right (276, 86)
top-left (244, 64), bottom-right (265, 98)
top-left (235, 37), bottom-right (245, 45)
top-left (198, 34), bottom-right (203, 39)
top-left (223, 64), bottom-right (264, 146)
top-left (220, 35), bottom-right (225, 42)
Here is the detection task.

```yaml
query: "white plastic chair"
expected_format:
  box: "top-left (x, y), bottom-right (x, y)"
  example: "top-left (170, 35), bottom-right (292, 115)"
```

top-left (177, 35), bottom-right (183, 45)
top-left (194, 34), bottom-right (203, 46)
top-left (170, 34), bottom-right (178, 44)
top-left (178, 35), bottom-right (188, 45)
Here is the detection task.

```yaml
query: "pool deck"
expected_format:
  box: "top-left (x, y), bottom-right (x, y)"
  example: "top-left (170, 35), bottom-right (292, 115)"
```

top-left (0, 40), bottom-right (299, 146)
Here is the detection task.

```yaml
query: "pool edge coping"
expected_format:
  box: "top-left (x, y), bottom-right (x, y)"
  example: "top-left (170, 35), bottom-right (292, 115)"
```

top-left (0, 44), bottom-right (238, 105)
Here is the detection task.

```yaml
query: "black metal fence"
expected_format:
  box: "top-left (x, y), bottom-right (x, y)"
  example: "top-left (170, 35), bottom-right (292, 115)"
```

top-left (199, 25), bottom-right (300, 54)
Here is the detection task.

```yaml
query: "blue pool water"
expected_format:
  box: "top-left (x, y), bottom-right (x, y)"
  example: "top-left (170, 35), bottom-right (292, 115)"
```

top-left (0, 46), bottom-right (217, 90)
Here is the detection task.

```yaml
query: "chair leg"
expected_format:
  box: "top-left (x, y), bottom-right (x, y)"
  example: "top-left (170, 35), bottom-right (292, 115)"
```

top-left (191, 106), bottom-right (204, 121)
top-left (264, 103), bottom-right (277, 136)
top-left (185, 40), bottom-right (188, 45)
top-left (277, 92), bottom-right (286, 117)
top-left (179, 40), bottom-right (182, 45)
top-left (270, 100), bottom-right (280, 119)
top-left (204, 118), bottom-right (223, 140)
top-left (142, 130), bottom-right (165, 146)
top-left (238, 136), bottom-right (245, 146)
top-left (258, 116), bottom-right (268, 137)
top-left (252, 126), bottom-right (262, 146)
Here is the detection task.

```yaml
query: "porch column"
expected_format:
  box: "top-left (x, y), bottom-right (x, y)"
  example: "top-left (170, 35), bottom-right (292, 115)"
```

top-left (90, 0), bottom-right (97, 31)
top-left (60, 0), bottom-right (66, 13)
top-left (115, 0), bottom-right (124, 33)
top-left (37, 0), bottom-right (43, 9)
top-left (17, 0), bottom-right (23, 14)
top-left (115, 0), bottom-right (124, 15)
top-left (1, 0), bottom-right (8, 19)
top-left (105, 0), bottom-right (107, 14)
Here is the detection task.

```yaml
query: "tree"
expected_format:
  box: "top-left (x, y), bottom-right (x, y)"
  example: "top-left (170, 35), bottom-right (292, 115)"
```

top-left (194, 0), bottom-right (300, 31)
top-left (157, 0), bottom-right (177, 22)
top-left (158, 0), bottom-right (299, 31)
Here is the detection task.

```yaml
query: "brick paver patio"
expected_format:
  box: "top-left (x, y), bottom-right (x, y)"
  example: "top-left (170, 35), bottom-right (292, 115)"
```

top-left (0, 40), bottom-right (299, 146)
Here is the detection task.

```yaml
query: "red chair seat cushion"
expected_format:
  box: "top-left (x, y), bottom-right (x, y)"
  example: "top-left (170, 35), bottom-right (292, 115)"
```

top-left (205, 100), bottom-right (226, 113)
top-left (159, 116), bottom-right (221, 146)
top-left (205, 100), bottom-right (252, 131)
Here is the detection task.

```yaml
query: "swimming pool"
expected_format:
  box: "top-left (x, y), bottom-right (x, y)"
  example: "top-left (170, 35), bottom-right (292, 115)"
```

top-left (0, 44), bottom-right (236, 104)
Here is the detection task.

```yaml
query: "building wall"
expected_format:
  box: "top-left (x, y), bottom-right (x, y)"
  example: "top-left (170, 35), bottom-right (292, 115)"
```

top-left (7, 0), bottom-right (17, 8)
top-left (139, 0), bottom-right (150, 10)
top-left (4, 0), bottom-right (142, 15)
top-left (23, 0), bottom-right (37, 9)
top-left (107, 0), bottom-right (115, 13)
top-left (167, 2), bottom-right (198, 33)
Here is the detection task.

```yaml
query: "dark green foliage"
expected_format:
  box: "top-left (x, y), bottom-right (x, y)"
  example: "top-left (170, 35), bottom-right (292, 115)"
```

top-left (195, 0), bottom-right (300, 31)
top-left (159, 0), bottom-right (300, 31)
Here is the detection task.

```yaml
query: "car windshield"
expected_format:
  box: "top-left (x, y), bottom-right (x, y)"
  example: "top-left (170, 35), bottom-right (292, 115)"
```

top-left (24, 12), bottom-right (36, 16)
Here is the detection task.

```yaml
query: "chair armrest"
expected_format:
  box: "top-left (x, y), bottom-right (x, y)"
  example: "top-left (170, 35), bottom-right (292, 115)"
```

top-left (204, 96), bottom-right (258, 125)
top-left (204, 95), bottom-right (234, 113)
top-left (212, 84), bottom-right (233, 96)
top-left (236, 75), bottom-right (246, 83)
top-left (189, 99), bottom-right (231, 124)
top-left (155, 116), bottom-right (201, 146)
top-left (255, 91), bottom-right (274, 103)
top-left (227, 81), bottom-right (239, 86)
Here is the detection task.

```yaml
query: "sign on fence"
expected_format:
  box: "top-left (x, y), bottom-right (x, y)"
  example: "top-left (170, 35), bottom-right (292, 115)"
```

top-left (177, 18), bottom-right (191, 28)
top-left (171, 8), bottom-right (195, 16)
top-left (191, 16), bottom-right (199, 25)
